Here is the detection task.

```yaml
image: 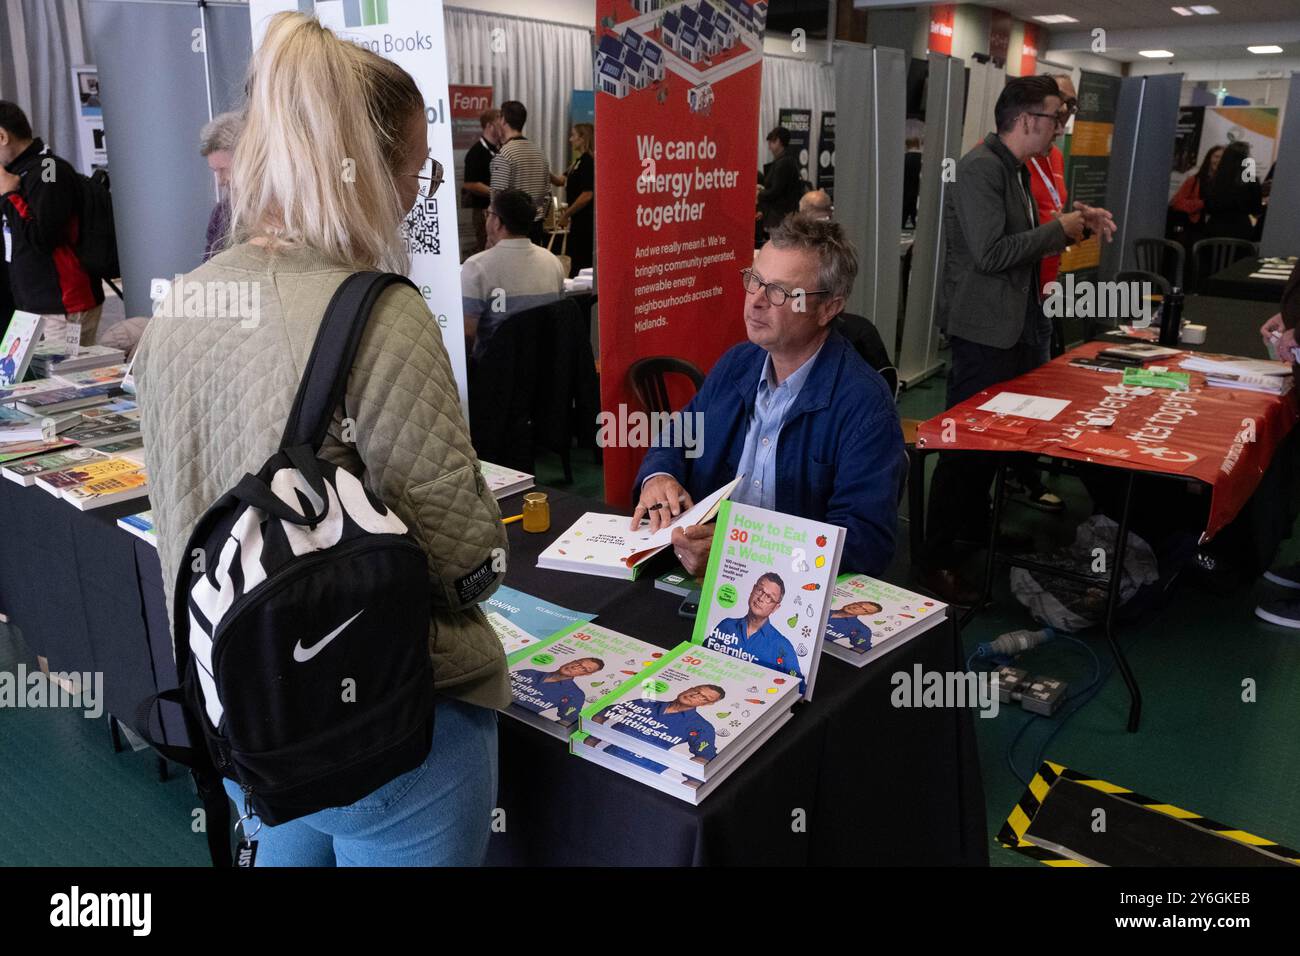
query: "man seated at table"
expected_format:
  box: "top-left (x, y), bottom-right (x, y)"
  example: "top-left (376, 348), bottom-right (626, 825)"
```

top-left (591, 684), bottom-right (723, 766)
top-left (705, 572), bottom-right (804, 690)
top-left (460, 187), bottom-right (566, 360)
top-left (510, 657), bottom-right (603, 720)
top-left (631, 214), bottom-right (907, 578)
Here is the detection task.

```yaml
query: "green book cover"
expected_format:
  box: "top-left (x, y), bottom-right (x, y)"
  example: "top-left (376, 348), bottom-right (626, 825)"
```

top-left (1122, 367), bottom-right (1190, 391)
top-left (688, 499), bottom-right (844, 699)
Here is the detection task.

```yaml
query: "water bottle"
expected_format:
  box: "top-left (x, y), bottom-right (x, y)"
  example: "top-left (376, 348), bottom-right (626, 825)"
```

top-left (976, 627), bottom-right (1055, 658)
top-left (1158, 286), bottom-right (1184, 346)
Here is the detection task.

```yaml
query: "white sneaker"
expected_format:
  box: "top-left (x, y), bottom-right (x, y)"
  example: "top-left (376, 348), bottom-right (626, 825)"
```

top-left (1255, 597), bottom-right (1300, 628)
top-left (1263, 564), bottom-right (1300, 590)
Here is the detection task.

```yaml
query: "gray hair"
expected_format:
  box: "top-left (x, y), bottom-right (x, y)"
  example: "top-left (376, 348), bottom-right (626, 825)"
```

top-left (798, 189), bottom-right (833, 217)
top-left (767, 213), bottom-right (858, 300)
top-left (199, 111), bottom-right (244, 156)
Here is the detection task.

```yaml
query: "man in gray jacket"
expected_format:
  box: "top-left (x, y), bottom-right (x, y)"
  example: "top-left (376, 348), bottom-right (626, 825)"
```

top-left (920, 75), bottom-right (1115, 604)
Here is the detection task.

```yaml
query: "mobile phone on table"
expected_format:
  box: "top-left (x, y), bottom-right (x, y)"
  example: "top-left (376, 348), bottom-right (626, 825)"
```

top-left (678, 595), bottom-right (700, 618)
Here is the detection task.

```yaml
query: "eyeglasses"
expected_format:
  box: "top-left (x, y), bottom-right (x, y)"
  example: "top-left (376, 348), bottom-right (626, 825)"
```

top-left (740, 268), bottom-right (831, 307)
top-left (411, 153), bottom-right (444, 198)
top-left (751, 585), bottom-right (782, 605)
top-left (1025, 111), bottom-right (1066, 129)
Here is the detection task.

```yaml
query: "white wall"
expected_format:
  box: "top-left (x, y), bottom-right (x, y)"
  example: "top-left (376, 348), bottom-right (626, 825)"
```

top-left (1040, 49), bottom-right (1123, 77)
top-left (446, 0), bottom-right (594, 29)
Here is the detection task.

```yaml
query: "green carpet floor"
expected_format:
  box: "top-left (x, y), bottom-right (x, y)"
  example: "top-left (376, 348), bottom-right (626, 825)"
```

top-left (2, 351), bottom-right (1297, 866)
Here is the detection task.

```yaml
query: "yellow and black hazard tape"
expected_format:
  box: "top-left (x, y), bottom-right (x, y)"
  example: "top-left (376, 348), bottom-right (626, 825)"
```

top-left (998, 761), bottom-right (1300, 867)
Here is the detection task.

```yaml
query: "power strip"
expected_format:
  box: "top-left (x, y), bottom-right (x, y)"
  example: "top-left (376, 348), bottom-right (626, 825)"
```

top-left (996, 665), bottom-right (1068, 716)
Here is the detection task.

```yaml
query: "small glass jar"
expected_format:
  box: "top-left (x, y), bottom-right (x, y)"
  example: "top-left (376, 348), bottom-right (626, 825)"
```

top-left (521, 492), bottom-right (551, 533)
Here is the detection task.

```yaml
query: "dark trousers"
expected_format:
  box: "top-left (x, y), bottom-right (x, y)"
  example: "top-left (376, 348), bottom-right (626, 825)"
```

top-left (924, 301), bottom-right (1051, 568)
top-left (529, 219), bottom-right (546, 246)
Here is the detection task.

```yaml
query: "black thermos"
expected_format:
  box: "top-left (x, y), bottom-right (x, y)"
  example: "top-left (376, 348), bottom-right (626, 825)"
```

top-left (1159, 286), bottom-right (1184, 346)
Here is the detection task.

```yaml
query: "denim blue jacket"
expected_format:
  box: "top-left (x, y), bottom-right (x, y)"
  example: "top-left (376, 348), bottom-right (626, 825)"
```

top-left (633, 331), bottom-right (907, 575)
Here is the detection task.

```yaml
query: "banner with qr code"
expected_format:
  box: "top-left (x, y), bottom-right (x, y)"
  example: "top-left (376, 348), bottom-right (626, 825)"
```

top-left (594, 0), bottom-right (764, 505)
top-left (250, 0), bottom-right (469, 414)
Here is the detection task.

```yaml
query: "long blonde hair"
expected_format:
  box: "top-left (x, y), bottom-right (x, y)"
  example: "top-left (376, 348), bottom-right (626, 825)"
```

top-left (228, 12), bottom-right (424, 271)
top-left (572, 122), bottom-right (594, 157)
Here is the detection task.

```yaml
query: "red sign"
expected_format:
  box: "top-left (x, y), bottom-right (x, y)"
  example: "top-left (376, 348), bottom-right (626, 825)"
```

top-left (915, 343), bottom-right (1298, 541)
top-left (989, 9), bottom-right (1012, 66)
top-left (449, 84), bottom-right (493, 150)
top-left (1020, 23), bottom-right (1039, 77)
top-left (928, 4), bottom-right (956, 56)
top-left (595, 0), bottom-right (760, 504)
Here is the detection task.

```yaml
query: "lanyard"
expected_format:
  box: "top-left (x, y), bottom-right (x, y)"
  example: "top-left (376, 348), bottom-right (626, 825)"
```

top-left (1030, 157), bottom-right (1063, 212)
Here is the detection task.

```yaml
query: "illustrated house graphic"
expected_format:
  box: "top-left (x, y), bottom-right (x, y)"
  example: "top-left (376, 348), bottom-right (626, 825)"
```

top-left (679, 24), bottom-right (702, 62)
top-left (632, 0), bottom-right (661, 13)
top-left (696, 17), bottom-right (720, 57)
top-left (623, 26), bottom-right (646, 54)
top-left (621, 46), bottom-right (648, 90)
top-left (595, 34), bottom-right (629, 97)
top-left (640, 39), bottom-right (666, 82)
top-left (661, 9), bottom-right (682, 53)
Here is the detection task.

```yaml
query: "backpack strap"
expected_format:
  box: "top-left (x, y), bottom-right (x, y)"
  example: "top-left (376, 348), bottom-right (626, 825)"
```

top-left (279, 271), bottom-right (418, 452)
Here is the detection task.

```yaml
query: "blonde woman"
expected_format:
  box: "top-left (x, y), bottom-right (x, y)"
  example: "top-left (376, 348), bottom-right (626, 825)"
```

top-left (134, 12), bottom-right (508, 866)
top-left (555, 123), bottom-right (594, 276)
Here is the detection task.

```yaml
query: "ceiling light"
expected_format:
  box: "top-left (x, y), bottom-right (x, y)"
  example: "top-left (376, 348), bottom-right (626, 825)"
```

top-left (1171, 6), bottom-right (1193, 14)
top-left (1032, 15), bottom-right (1078, 24)
top-left (1248, 45), bottom-right (1284, 54)
top-left (1139, 49), bottom-right (1175, 58)
top-left (1189, 5), bottom-right (1218, 13)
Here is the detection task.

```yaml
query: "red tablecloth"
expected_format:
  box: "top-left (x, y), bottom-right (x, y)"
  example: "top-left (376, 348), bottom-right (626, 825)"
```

top-left (916, 342), bottom-right (1297, 541)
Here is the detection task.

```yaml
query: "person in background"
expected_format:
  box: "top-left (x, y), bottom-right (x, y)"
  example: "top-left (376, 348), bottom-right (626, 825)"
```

top-left (0, 101), bottom-right (104, 346)
top-left (461, 108), bottom-right (500, 257)
top-left (799, 189), bottom-right (833, 220)
top-left (554, 123), bottom-right (594, 277)
top-left (756, 126), bottom-right (802, 237)
top-left (134, 11), bottom-right (508, 866)
top-left (902, 119), bottom-right (924, 229)
top-left (460, 188), bottom-right (566, 359)
top-left (922, 75), bottom-right (1115, 605)
top-left (1170, 144), bottom-right (1223, 252)
top-left (1203, 141), bottom-right (1262, 242)
top-left (489, 100), bottom-right (552, 245)
top-left (633, 214), bottom-right (906, 579)
top-left (1255, 261), bottom-right (1300, 628)
top-left (199, 111), bottom-right (244, 262)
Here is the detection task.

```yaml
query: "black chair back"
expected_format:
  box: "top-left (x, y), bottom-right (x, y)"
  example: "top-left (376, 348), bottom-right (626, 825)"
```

top-left (627, 357), bottom-right (705, 415)
top-left (1192, 238), bottom-right (1257, 292)
top-left (834, 312), bottom-right (899, 399)
top-left (1133, 238), bottom-right (1185, 289)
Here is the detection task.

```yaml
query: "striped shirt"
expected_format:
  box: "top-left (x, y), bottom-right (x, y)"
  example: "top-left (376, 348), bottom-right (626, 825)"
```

top-left (490, 136), bottom-right (552, 221)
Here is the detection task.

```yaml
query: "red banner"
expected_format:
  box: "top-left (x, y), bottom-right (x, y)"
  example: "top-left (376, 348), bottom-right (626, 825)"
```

top-left (595, 0), bottom-right (761, 504)
top-left (916, 343), bottom-right (1298, 541)
top-left (449, 84), bottom-right (493, 150)
top-left (1020, 23), bottom-right (1039, 77)
top-left (928, 4), bottom-right (955, 56)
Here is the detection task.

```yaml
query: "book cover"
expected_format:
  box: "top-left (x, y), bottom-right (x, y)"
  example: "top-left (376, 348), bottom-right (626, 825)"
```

top-left (505, 622), bottom-right (664, 738)
top-left (116, 511), bottom-right (158, 547)
top-left (35, 456), bottom-right (142, 494)
top-left (15, 383), bottom-right (121, 414)
top-left (689, 500), bottom-right (844, 699)
top-left (63, 469), bottom-right (148, 509)
top-left (822, 574), bottom-right (948, 667)
top-left (0, 377), bottom-right (67, 405)
top-left (0, 437), bottom-right (77, 465)
top-left (2, 446), bottom-right (107, 485)
top-left (570, 711), bottom-right (794, 805)
top-left (59, 415), bottom-right (142, 447)
top-left (654, 565), bottom-right (702, 597)
top-left (536, 477), bottom-right (740, 580)
top-left (0, 311), bottom-right (43, 387)
top-left (0, 405), bottom-right (54, 443)
top-left (579, 641), bottom-right (800, 781)
top-left (484, 585), bottom-right (595, 655)
top-left (31, 343), bottom-right (124, 372)
top-left (53, 364), bottom-right (130, 389)
top-left (480, 461), bottom-right (535, 500)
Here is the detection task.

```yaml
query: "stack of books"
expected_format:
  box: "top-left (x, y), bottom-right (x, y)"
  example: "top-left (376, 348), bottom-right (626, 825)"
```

top-left (484, 585), bottom-right (595, 656)
top-left (1178, 355), bottom-right (1292, 395)
top-left (116, 510), bottom-right (157, 548)
top-left (29, 343), bottom-right (124, 377)
top-left (480, 461), bottom-right (534, 501)
top-left (34, 447), bottom-right (148, 510)
top-left (821, 574), bottom-right (948, 667)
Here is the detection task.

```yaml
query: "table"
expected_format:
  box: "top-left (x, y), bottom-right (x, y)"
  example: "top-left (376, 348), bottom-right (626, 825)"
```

top-left (1203, 256), bottom-right (1297, 302)
top-left (911, 341), bottom-right (1298, 731)
top-left (0, 479), bottom-right (988, 866)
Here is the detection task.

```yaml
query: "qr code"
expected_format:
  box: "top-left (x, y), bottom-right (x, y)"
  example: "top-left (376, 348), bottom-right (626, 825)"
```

top-left (401, 197), bottom-right (440, 256)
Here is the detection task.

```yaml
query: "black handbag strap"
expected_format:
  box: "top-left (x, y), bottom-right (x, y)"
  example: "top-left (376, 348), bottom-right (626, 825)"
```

top-left (280, 271), bottom-right (418, 452)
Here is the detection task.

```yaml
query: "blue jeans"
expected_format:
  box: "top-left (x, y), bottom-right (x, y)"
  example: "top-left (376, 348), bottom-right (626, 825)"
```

top-left (222, 699), bottom-right (498, 866)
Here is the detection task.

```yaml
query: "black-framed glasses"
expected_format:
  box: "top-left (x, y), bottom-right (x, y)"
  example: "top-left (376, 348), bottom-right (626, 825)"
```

top-left (1025, 110), bottom-right (1066, 128)
top-left (412, 154), bottom-right (444, 198)
top-left (751, 583), bottom-right (782, 606)
top-left (740, 268), bottom-right (831, 307)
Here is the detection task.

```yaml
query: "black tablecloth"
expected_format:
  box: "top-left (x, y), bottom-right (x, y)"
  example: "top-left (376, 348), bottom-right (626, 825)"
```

top-left (0, 479), bottom-right (987, 866)
top-left (1203, 257), bottom-right (1294, 303)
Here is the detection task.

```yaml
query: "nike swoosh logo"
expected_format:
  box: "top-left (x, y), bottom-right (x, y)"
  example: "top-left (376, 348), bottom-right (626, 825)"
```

top-left (293, 610), bottom-right (364, 663)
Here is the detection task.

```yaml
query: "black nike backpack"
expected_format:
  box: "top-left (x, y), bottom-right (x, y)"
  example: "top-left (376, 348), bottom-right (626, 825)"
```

top-left (140, 272), bottom-right (436, 865)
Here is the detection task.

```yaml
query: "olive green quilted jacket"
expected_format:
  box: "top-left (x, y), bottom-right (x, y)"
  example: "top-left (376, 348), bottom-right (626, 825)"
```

top-left (134, 243), bottom-right (510, 710)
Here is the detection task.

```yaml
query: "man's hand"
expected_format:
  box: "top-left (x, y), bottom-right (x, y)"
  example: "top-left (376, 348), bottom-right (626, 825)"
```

top-left (1073, 201), bottom-right (1117, 243)
top-left (632, 474), bottom-right (694, 533)
top-left (1058, 210), bottom-right (1086, 242)
top-left (1260, 312), bottom-right (1285, 346)
top-left (556, 210), bottom-right (570, 228)
top-left (671, 524), bottom-right (713, 577)
top-left (0, 167), bottom-right (19, 196)
top-left (1280, 328), bottom-right (1298, 360)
